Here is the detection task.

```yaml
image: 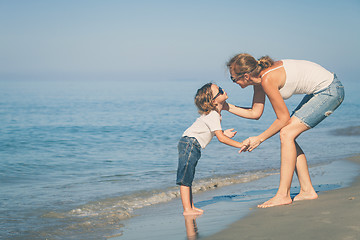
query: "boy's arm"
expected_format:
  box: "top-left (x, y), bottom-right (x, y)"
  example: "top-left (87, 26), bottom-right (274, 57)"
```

top-left (214, 130), bottom-right (248, 152)
top-left (223, 128), bottom-right (237, 138)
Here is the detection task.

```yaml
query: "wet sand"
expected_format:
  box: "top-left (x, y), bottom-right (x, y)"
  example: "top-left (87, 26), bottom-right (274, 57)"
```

top-left (204, 155), bottom-right (360, 240)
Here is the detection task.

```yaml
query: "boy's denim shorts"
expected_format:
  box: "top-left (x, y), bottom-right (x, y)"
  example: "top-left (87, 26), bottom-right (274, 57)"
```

top-left (292, 75), bottom-right (345, 128)
top-left (176, 136), bottom-right (201, 187)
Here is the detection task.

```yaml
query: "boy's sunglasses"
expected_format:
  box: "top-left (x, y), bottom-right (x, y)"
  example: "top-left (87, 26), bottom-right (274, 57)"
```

top-left (213, 87), bottom-right (224, 100)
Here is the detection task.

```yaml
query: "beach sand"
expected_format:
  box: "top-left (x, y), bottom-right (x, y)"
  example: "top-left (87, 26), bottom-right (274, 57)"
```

top-left (204, 155), bottom-right (360, 240)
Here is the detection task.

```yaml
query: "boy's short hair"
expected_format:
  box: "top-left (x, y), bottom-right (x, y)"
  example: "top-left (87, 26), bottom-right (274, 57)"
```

top-left (194, 83), bottom-right (217, 115)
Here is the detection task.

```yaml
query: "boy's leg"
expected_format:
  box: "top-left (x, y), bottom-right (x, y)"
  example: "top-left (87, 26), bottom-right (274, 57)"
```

top-left (180, 185), bottom-right (202, 215)
top-left (190, 187), bottom-right (203, 213)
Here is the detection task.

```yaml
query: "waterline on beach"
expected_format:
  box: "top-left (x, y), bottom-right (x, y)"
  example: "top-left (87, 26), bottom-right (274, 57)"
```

top-left (36, 169), bottom-right (276, 239)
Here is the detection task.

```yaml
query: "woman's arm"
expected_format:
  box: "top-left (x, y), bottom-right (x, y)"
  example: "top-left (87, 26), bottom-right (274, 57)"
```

top-left (246, 77), bottom-right (290, 151)
top-left (225, 85), bottom-right (265, 120)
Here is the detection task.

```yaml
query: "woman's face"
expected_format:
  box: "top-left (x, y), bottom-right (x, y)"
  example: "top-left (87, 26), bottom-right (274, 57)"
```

top-left (230, 68), bottom-right (251, 88)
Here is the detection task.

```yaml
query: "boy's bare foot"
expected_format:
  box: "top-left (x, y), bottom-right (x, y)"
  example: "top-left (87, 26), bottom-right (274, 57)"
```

top-left (183, 209), bottom-right (203, 216)
top-left (193, 207), bottom-right (204, 213)
top-left (293, 190), bottom-right (318, 201)
top-left (258, 195), bottom-right (292, 208)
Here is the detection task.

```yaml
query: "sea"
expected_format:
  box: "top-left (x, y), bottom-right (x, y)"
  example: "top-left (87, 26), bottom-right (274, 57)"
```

top-left (0, 77), bottom-right (359, 239)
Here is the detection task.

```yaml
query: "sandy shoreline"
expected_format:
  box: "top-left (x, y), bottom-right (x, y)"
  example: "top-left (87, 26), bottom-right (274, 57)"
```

top-left (204, 155), bottom-right (360, 240)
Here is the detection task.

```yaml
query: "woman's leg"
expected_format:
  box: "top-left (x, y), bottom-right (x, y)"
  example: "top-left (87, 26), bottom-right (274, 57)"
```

top-left (258, 117), bottom-right (310, 208)
top-left (294, 142), bottom-right (318, 201)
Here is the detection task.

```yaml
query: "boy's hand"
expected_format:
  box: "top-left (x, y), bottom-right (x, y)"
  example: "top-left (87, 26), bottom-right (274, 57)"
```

top-left (239, 138), bottom-right (250, 153)
top-left (223, 128), bottom-right (237, 138)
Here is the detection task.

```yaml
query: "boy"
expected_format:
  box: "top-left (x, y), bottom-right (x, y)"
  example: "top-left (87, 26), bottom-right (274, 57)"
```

top-left (177, 83), bottom-right (249, 215)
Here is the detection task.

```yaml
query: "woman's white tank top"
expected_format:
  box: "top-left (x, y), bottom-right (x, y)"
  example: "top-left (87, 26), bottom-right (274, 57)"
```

top-left (261, 59), bottom-right (334, 99)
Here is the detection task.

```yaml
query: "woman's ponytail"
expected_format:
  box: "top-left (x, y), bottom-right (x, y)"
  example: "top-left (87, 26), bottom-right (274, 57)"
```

top-left (258, 56), bottom-right (274, 69)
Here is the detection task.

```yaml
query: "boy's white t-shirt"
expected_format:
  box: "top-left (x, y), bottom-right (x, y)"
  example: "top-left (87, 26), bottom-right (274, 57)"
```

top-left (182, 110), bottom-right (222, 149)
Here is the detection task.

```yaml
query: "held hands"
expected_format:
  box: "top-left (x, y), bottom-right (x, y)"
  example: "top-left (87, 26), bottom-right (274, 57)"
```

top-left (221, 129), bottom-right (261, 153)
top-left (223, 128), bottom-right (237, 138)
top-left (243, 136), bottom-right (262, 152)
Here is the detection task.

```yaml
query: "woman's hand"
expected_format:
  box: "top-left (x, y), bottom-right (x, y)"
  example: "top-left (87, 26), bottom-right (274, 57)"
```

top-left (222, 102), bottom-right (230, 111)
top-left (245, 136), bottom-right (263, 152)
top-left (223, 128), bottom-right (237, 138)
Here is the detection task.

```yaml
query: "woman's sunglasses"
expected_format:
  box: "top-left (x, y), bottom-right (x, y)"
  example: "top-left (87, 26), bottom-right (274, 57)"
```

top-left (213, 87), bottom-right (224, 100)
top-left (231, 74), bottom-right (245, 83)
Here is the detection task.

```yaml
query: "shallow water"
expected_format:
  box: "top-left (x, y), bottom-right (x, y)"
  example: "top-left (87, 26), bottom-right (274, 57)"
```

top-left (117, 159), bottom-right (360, 240)
top-left (0, 78), bottom-right (359, 239)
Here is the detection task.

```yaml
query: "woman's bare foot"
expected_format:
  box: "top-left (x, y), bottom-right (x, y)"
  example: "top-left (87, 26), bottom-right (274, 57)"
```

top-left (183, 209), bottom-right (203, 216)
top-left (258, 195), bottom-right (292, 208)
top-left (293, 190), bottom-right (318, 201)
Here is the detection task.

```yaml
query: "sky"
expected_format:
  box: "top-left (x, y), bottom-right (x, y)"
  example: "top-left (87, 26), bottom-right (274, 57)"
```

top-left (1, 0), bottom-right (359, 81)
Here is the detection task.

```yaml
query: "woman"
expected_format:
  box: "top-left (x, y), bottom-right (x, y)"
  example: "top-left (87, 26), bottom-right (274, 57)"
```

top-left (225, 53), bottom-right (344, 208)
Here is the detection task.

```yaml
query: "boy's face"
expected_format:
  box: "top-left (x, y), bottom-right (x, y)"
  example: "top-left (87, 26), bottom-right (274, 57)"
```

top-left (211, 84), bottom-right (228, 103)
